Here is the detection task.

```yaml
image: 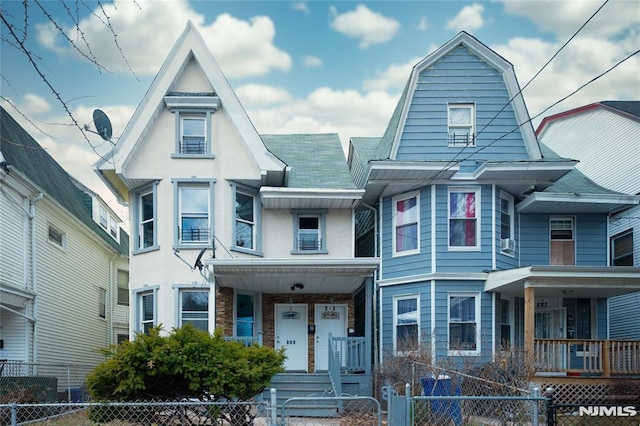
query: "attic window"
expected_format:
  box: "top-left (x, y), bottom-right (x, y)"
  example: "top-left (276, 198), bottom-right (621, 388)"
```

top-left (165, 94), bottom-right (219, 159)
top-left (448, 103), bottom-right (475, 146)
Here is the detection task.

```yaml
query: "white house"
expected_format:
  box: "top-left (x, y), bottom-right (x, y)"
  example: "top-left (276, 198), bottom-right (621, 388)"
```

top-left (0, 107), bottom-right (129, 379)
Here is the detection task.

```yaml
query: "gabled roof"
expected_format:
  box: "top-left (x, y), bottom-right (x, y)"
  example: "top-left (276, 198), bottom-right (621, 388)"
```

top-left (95, 21), bottom-right (286, 201)
top-left (379, 31), bottom-right (541, 161)
top-left (536, 101), bottom-right (640, 135)
top-left (1, 107), bottom-right (127, 255)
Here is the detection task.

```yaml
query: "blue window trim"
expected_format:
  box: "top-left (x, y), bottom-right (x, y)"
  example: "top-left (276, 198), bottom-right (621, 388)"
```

top-left (170, 109), bottom-right (216, 158)
top-left (291, 209), bottom-right (328, 254)
top-left (230, 182), bottom-right (263, 256)
top-left (172, 178), bottom-right (216, 250)
top-left (132, 182), bottom-right (159, 255)
top-left (132, 285), bottom-right (159, 334)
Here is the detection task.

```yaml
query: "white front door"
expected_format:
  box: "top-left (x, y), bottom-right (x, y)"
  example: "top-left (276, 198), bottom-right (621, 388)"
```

top-left (275, 304), bottom-right (308, 371)
top-left (535, 307), bottom-right (567, 369)
top-left (314, 304), bottom-right (347, 371)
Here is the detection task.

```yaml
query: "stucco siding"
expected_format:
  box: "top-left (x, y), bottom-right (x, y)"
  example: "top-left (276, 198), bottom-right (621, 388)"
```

top-left (396, 46), bottom-right (528, 161)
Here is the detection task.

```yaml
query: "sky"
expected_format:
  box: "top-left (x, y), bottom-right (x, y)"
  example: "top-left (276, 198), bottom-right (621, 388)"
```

top-left (1, 0), bottom-right (639, 224)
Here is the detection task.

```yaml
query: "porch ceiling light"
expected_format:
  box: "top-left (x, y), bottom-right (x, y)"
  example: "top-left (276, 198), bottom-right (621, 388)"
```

top-left (290, 283), bottom-right (304, 291)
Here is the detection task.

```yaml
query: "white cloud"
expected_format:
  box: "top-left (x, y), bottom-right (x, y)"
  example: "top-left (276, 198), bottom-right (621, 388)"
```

top-left (330, 5), bottom-right (400, 48)
top-left (235, 84), bottom-right (293, 107)
top-left (292, 2), bottom-right (310, 14)
top-left (302, 55), bottom-right (323, 68)
top-left (363, 57), bottom-right (421, 91)
top-left (447, 3), bottom-right (485, 32)
top-left (35, 0), bottom-right (291, 79)
top-left (417, 16), bottom-right (429, 32)
top-left (501, 0), bottom-right (639, 39)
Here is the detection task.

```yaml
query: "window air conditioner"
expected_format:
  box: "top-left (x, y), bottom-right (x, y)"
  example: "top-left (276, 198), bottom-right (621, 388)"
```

top-left (500, 238), bottom-right (516, 252)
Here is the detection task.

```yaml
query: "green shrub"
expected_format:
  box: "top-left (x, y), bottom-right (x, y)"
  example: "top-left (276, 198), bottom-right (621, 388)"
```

top-left (86, 324), bottom-right (285, 402)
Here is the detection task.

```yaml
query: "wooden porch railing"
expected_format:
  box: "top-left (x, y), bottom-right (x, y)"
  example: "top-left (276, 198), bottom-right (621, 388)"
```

top-left (534, 338), bottom-right (640, 377)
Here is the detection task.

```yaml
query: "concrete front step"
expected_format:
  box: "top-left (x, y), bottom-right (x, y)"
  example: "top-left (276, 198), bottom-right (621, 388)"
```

top-left (263, 372), bottom-right (339, 418)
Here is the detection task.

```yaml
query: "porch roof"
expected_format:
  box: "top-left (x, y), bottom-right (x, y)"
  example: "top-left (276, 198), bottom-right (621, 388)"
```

top-left (206, 257), bottom-right (379, 294)
top-left (485, 266), bottom-right (640, 298)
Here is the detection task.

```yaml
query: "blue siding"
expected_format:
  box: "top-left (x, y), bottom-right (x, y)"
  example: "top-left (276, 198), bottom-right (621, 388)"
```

top-left (576, 215), bottom-right (607, 266)
top-left (434, 185), bottom-right (492, 272)
top-left (596, 298), bottom-right (607, 339)
top-left (520, 214), bottom-right (551, 265)
top-left (396, 47), bottom-right (529, 161)
top-left (381, 187), bottom-right (432, 279)
top-left (381, 281), bottom-right (494, 364)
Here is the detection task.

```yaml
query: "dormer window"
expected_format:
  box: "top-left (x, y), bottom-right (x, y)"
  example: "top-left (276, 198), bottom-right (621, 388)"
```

top-left (448, 103), bottom-right (475, 146)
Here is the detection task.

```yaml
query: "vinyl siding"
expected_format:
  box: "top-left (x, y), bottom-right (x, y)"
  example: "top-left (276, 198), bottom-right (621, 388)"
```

top-left (396, 46), bottom-right (529, 161)
top-left (519, 214), bottom-right (550, 265)
top-left (608, 204), bottom-right (640, 339)
top-left (0, 184), bottom-right (29, 289)
top-left (34, 200), bottom-right (114, 366)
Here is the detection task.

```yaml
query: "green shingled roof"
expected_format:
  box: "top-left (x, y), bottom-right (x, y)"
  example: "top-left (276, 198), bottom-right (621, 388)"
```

top-left (261, 133), bottom-right (356, 189)
top-left (1, 106), bottom-right (128, 255)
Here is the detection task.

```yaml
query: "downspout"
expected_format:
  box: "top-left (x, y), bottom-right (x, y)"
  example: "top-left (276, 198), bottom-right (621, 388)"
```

top-left (29, 193), bottom-right (44, 365)
top-left (109, 253), bottom-right (118, 346)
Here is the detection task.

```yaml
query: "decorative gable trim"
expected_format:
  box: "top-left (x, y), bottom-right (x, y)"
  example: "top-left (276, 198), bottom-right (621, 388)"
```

top-left (389, 31), bottom-right (541, 161)
top-left (96, 21), bottom-right (286, 198)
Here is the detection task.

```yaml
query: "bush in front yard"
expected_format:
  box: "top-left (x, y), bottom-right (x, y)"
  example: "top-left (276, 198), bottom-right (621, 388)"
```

top-left (86, 324), bottom-right (285, 402)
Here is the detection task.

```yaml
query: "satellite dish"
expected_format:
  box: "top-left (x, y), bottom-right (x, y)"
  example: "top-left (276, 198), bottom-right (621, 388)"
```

top-left (194, 248), bottom-right (207, 271)
top-left (92, 109), bottom-right (113, 141)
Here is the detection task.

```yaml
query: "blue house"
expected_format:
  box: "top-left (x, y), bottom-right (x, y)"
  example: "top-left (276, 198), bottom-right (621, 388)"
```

top-left (348, 32), bottom-right (640, 391)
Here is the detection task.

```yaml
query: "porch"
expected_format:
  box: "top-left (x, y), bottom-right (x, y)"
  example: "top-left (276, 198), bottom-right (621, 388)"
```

top-left (534, 338), bottom-right (640, 377)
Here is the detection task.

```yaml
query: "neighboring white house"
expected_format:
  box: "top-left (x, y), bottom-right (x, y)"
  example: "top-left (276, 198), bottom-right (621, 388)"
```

top-left (0, 106), bottom-right (129, 372)
top-left (95, 21), bottom-right (378, 388)
top-left (537, 101), bottom-right (640, 339)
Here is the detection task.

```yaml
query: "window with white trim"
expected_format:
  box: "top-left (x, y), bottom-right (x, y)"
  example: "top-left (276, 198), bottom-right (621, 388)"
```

top-left (179, 290), bottom-right (209, 331)
top-left (117, 270), bottom-right (129, 306)
top-left (292, 210), bottom-right (327, 253)
top-left (99, 206), bottom-right (108, 229)
top-left (48, 224), bottom-right (66, 248)
top-left (133, 184), bottom-right (157, 252)
top-left (235, 190), bottom-right (256, 250)
top-left (99, 287), bottom-right (107, 318)
top-left (550, 217), bottom-right (573, 240)
top-left (180, 115), bottom-right (206, 154)
top-left (137, 290), bottom-right (156, 335)
top-left (448, 293), bottom-right (480, 354)
top-left (393, 193), bottom-right (419, 255)
top-left (448, 188), bottom-right (480, 249)
top-left (448, 103), bottom-right (475, 146)
top-left (177, 183), bottom-right (211, 245)
top-left (611, 230), bottom-right (634, 266)
top-left (394, 295), bottom-right (419, 352)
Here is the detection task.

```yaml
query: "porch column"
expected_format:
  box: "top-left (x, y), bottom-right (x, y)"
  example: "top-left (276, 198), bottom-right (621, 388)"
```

top-left (524, 285), bottom-right (535, 361)
top-left (364, 276), bottom-right (373, 375)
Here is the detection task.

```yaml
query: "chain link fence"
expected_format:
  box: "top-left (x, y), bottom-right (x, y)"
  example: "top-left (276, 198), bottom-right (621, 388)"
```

top-left (0, 361), bottom-right (95, 403)
top-left (1, 399), bottom-right (270, 425)
top-left (281, 395), bottom-right (381, 426)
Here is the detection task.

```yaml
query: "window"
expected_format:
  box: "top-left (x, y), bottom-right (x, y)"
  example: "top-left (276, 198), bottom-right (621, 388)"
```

top-left (550, 217), bottom-right (573, 240)
top-left (292, 210), bottom-right (327, 253)
top-left (109, 216), bottom-right (118, 239)
top-left (133, 184), bottom-right (157, 252)
top-left (449, 293), bottom-right (480, 354)
top-left (500, 298), bottom-right (511, 348)
top-left (394, 296), bottom-right (419, 352)
top-left (449, 188), bottom-right (480, 249)
top-left (137, 290), bottom-right (156, 334)
top-left (180, 115), bottom-right (206, 154)
top-left (235, 191), bottom-right (256, 250)
top-left (177, 183), bottom-right (211, 245)
top-left (448, 103), bottom-right (475, 146)
top-left (117, 270), bottom-right (129, 306)
top-left (99, 206), bottom-right (108, 228)
top-left (180, 290), bottom-right (209, 331)
top-left (393, 193), bottom-right (419, 255)
top-left (500, 192), bottom-right (514, 240)
top-left (99, 288), bottom-right (107, 318)
top-left (611, 230), bottom-right (634, 266)
top-left (117, 334), bottom-right (129, 344)
top-left (48, 224), bottom-right (65, 248)
top-left (236, 293), bottom-right (255, 337)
